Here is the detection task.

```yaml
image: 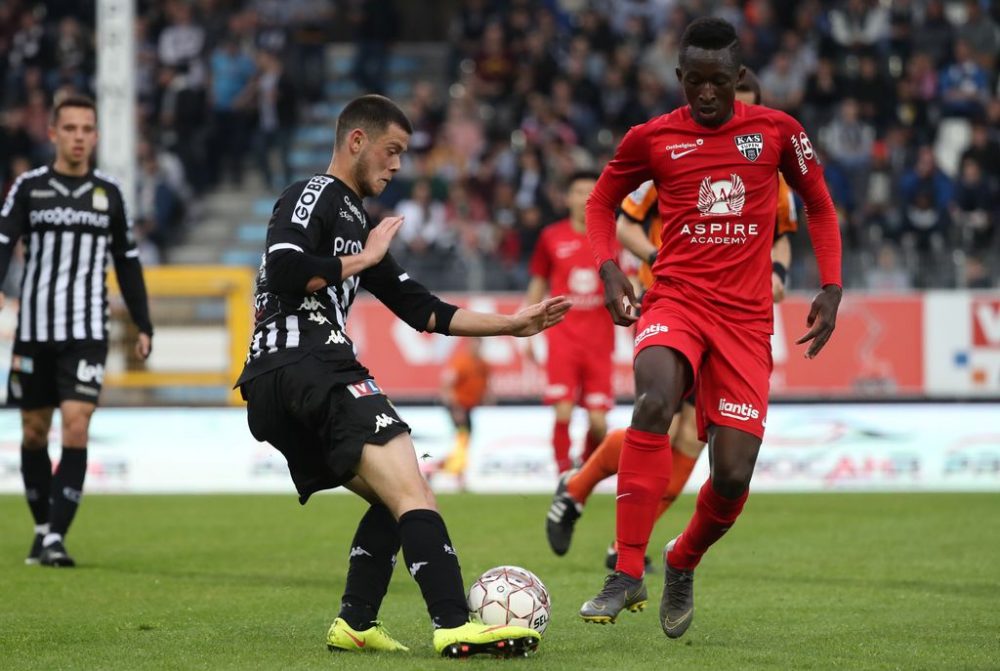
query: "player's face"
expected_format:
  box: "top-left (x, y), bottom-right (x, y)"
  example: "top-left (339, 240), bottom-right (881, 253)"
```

top-left (49, 106), bottom-right (97, 168)
top-left (676, 49), bottom-right (744, 127)
top-left (355, 123), bottom-right (410, 198)
top-left (566, 178), bottom-right (596, 222)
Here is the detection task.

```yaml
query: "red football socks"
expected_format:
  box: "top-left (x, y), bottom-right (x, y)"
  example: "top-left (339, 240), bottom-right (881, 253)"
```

top-left (667, 478), bottom-right (748, 572)
top-left (615, 428), bottom-right (672, 579)
top-left (553, 419), bottom-right (572, 473)
top-left (654, 451), bottom-right (698, 520)
top-left (566, 429), bottom-right (624, 504)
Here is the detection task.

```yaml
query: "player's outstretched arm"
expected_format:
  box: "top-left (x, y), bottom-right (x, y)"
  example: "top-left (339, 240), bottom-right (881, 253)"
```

top-left (598, 260), bottom-right (639, 326)
top-left (440, 297), bottom-right (571, 337)
top-left (616, 214), bottom-right (657, 265)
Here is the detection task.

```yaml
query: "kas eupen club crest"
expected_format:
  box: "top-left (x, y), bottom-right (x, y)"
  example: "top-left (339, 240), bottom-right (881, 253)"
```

top-left (734, 133), bottom-right (764, 162)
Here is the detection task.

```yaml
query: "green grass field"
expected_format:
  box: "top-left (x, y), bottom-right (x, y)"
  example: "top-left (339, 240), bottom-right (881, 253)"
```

top-left (1, 493), bottom-right (998, 670)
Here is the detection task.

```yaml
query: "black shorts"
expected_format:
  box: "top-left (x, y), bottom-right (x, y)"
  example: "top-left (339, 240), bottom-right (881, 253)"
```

top-left (8, 340), bottom-right (108, 408)
top-left (241, 358), bottom-right (410, 503)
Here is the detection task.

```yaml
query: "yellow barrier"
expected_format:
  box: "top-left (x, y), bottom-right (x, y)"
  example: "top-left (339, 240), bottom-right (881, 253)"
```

top-left (107, 265), bottom-right (255, 405)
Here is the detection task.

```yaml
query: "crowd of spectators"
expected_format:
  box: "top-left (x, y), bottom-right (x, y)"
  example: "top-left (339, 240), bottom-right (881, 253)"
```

top-left (375, 0), bottom-right (1000, 291)
top-left (0, 0), bottom-right (310, 263)
top-left (1, 0), bottom-right (999, 290)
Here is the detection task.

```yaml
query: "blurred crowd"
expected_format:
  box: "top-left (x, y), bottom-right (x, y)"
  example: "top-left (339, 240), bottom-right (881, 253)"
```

top-left (1, 0), bottom-right (999, 290)
top-left (379, 0), bottom-right (1000, 291)
top-left (0, 0), bottom-right (312, 263)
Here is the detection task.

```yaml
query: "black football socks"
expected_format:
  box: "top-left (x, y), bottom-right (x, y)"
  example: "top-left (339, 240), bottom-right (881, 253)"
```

top-left (398, 509), bottom-right (469, 629)
top-left (339, 504), bottom-right (400, 630)
top-left (20, 445), bottom-right (52, 530)
top-left (46, 447), bottom-right (87, 543)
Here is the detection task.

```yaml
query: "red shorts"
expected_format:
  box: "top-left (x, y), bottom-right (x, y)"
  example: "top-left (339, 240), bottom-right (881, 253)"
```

top-left (543, 337), bottom-right (614, 411)
top-left (634, 283), bottom-right (772, 442)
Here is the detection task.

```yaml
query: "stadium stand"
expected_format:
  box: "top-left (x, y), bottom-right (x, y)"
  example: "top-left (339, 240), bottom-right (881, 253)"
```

top-left (1, 0), bottom-right (998, 289)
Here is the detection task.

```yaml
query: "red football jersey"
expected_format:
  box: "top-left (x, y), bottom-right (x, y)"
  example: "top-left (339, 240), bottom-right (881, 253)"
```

top-left (529, 219), bottom-right (613, 347)
top-left (588, 101), bottom-right (841, 332)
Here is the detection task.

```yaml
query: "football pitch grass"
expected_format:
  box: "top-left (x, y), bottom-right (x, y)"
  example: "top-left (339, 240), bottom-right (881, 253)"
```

top-left (1, 493), bottom-right (997, 670)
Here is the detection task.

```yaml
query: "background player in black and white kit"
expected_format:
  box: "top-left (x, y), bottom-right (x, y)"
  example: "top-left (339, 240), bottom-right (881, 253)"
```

top-left (236, 95), bottom-right (569, 658)
top-left (0, 95), bottom-right (154, 568)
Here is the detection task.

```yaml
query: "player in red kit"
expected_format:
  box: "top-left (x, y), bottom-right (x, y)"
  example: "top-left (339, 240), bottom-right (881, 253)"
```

top-left (525, 171), bottom-right (614, 474)
top-left (579, 18), bottom-right (842, 638)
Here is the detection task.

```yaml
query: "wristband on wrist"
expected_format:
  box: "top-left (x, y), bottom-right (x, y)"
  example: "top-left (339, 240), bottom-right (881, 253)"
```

top-left (646, 251), bottom-right (657, 266)
top-left (772, 262), bottom-right (787, 284)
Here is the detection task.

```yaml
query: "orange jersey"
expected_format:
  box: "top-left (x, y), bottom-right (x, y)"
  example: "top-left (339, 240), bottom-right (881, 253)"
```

top-left (620, 175), bottom-right (798, 289)
top-left (444, 350), bottom-right (490, 410)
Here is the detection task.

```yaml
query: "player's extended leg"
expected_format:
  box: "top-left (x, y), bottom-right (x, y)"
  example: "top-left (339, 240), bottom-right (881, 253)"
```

top-left (654, 401), bottom-right (704, 520)
top-left (20, 407), bottom-right (54, 565)
top-left (660, 426), bottom-right (760, 639)
top-left (39, 400), bottom-right (95, 567)
top-left (355, 433), bottom-right (540, 658)
top-left (580, 346), bottom-right (689, 623)
top-left (545, 428), bottom-right (624, 556)
top-left (327, 476), bottom-right (410, 653)
top-left (552, 400), bottom-right (575, 473)
top-left (582, 408), bottom-right (608, 463)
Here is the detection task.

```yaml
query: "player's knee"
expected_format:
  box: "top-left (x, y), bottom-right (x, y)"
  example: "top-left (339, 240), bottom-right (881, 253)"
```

top-left (711, 470), bottom-right (751, 499)
top-left (674, 432), bottom-right (704, 459)
top-left (61, 417), bottom-right (92, 446)
top-left (21, 416), bottom-right (51, 448)
top-left (632, 391), bottom-right (674, 432)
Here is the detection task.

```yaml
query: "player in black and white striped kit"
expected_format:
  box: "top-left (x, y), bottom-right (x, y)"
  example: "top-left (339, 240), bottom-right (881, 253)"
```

top-left (237, 95), bottom-right (568, 657)
top-left (0, 95), bottom-right (154, 567)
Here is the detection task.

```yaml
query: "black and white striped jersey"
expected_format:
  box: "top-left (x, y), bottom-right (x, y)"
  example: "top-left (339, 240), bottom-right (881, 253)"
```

top-left (236, 174), bottom-right (453, 387)
top-left (0, 165), bottom-right (153, 342)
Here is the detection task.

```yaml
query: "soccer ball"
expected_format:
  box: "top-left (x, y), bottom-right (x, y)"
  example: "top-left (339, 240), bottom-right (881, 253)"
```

top-left (467, 565), bottom-right (551, 635)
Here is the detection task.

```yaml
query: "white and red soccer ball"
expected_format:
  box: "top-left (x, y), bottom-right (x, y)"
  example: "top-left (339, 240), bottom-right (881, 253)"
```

top-left (467, 565), bottom-right (551, 635)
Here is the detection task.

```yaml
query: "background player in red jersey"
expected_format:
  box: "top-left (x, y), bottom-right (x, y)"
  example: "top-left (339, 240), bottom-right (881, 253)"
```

top-left (524, 171), bottom-right (615, 474)
top-left (579, 18), bottom-right (842, 638)
top-left (545, 70), bottom-right (799, 571)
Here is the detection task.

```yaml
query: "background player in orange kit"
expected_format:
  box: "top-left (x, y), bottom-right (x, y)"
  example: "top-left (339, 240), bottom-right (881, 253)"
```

top-left (438, 338), bottom-right (491, 479)
top-left (579, 18), bottom-right (842, 637)
top-left (545, 69), bottom-right (799, 571)
top-left (524, 171), bottom-right (615, 474)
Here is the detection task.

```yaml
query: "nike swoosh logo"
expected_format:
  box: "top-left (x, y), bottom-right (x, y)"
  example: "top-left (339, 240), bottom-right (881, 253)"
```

top-left (664, 610), bottom-right (693, 629)
top-left (616, 493), bottom-right (631, 500)
top-left (670, 148), bottom-right (698, 159)
top-left (344, 630), bottom-right (366, 648)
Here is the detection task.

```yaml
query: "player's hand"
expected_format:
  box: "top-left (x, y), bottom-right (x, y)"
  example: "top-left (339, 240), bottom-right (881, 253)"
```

top-left (599, 260), bottom-right (639, 326)
top-left (135, 332), bottom-right (152, 360)
top-left (796, 285), bottom-right (841, 359)
top-left (509, 296), bottom-right (571, 337)
top-left (363, 216), bottom-right (404, 267)
top-left (771, 272), bottom-right (786, 303)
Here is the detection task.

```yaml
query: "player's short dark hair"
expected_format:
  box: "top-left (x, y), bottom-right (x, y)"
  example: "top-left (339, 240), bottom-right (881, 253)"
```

top-left (735, 68), bottom-right (761, 104)
top-left (51, 94), bottom-right (97, 125)
top-left (679, 17), bottom-right (741, 70)
top-left (566, 170), bottom-right (600, 188)
top-left (336, 94), bottom-right (413, 147)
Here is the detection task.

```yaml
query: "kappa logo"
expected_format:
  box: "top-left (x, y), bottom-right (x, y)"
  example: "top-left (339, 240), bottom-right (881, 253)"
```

top-left (308, 311), bottom-right (332, 326)
top-left (299, 296), bottom-right (323, 311)
top-left (697, 174), bottom-right (745, 217)
top-left (347, 379), bottom-right (381, 398)
top-left (443, 544), bottom-right (456, 556)
top-left (374, 413), bottom-right (398, 433)
top-left (718, 397), bottom-right (761, 421)
top-left (349, 546), bottom-right (373, 559)
top-left (409, 561), bottom-right (428, 577)
top-left (734, 133), bottom-right (764, 162)
top-left (326, 329), bottom-right (348, 345)
top-left (635, 323), bottom-right (669, 346)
